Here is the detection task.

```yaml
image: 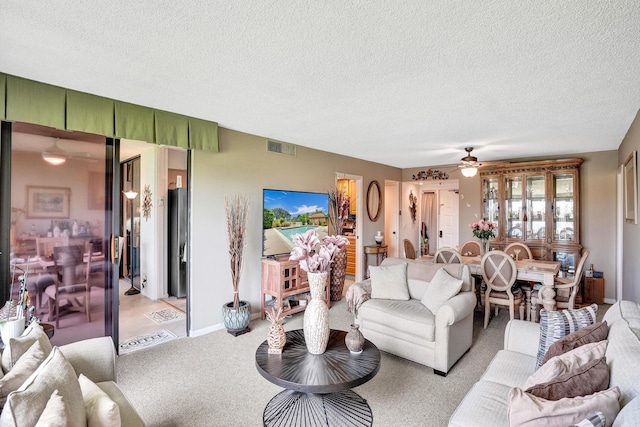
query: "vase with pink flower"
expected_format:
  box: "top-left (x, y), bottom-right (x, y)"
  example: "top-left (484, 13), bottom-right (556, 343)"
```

top-left (469, 219), bottom-right (497, 255)
top-left (289, 229), bottom-right (348, 354)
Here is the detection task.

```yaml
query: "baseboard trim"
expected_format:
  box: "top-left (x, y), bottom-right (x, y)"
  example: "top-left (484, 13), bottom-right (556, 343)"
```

top-left (190, 323), bottom-right (225, 337)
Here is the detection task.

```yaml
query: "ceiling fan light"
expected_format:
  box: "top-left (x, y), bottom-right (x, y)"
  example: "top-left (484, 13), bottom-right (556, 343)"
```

top-left (460, 166), bottom-right (478, 177)
top-left (42, 153), bottom-right (67, 165)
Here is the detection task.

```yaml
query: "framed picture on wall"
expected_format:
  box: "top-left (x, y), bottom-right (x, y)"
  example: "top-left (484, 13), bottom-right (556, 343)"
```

top-left (624, 150), bottom-right (637, 224)
top-left (26, 186), bottom-right (70, 219)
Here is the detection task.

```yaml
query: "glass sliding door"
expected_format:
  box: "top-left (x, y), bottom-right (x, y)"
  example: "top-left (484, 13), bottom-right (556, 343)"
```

top-left (5, 122), bottom-right (118, 346)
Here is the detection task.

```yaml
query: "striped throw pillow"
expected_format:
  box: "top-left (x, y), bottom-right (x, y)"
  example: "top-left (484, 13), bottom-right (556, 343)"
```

top-left (535, 304), bottom-right (598, 369)
top-left (572, 412), bottom-right (605, 427)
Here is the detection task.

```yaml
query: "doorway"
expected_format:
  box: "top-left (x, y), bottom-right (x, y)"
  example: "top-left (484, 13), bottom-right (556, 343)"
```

top-left (419, 180), bottom-right (460, 254)
top-left (384, 180), bottom-right (399, 257)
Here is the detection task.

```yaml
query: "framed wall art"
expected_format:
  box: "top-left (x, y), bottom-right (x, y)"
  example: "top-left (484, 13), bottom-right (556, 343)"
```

top-left (624, 150), bottom-right (637, 224)
top-left (26, 186), bottom-right (70, 219)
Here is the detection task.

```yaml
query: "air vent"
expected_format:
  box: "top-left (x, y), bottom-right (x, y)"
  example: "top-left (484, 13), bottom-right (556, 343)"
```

top-left (267, 140), bottom-right (296, 157)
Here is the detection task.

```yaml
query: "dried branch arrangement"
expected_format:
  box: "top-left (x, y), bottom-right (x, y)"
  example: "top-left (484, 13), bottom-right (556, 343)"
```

top-left (225, 195), bottom-right (250, 309)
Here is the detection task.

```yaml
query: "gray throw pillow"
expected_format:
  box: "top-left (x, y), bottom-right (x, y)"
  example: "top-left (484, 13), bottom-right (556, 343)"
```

top-left (369, 262), bottom-right (410, 300)
top-left (420, 268), bottom-right (463, 315)
top-left (535, 304), bottom-right (598, 369)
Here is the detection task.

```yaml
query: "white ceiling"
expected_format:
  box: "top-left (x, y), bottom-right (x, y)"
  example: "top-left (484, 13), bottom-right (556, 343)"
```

top-left (1, 1), bottom-right (639, 168)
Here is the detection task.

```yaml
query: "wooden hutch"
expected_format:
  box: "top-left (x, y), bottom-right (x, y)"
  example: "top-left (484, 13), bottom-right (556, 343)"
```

top-left (479, 158), bottom-right (583, 275)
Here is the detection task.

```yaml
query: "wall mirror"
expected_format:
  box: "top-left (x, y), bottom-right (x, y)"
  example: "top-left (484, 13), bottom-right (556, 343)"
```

top-left (366, 180), bottom-right (381, 222)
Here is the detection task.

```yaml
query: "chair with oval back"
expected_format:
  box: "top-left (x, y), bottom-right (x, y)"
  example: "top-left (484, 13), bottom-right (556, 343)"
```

top-left (503, 242), bottom-right (533, 261)
top-left (434, 247), bottom-right (463, 264)
top-left (482, 250), bottom-right (523, 329)
top-left (402, 239), bottom-right (416, 260)
top-left (460, 240), bottom-right (481, 257)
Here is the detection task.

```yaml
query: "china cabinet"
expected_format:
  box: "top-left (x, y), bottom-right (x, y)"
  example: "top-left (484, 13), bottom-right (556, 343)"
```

top-left (479, 158), bottom-right (583, 267)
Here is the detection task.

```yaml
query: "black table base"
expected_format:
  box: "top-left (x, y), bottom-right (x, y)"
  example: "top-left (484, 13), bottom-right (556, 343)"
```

top-left (263, 389), bottom-right (373, 427)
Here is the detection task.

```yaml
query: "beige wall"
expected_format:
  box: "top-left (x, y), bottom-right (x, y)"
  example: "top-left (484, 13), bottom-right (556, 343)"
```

top-left (618, 110), bottom-right (640, 303)
top-left (189, 128), bottom-right (401, 334)
top-left (402, 151), bottom-right (619, 301)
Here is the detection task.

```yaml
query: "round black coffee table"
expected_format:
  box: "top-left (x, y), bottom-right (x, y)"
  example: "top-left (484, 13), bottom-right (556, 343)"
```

top-left (256, 329), bottom-right (380, 427)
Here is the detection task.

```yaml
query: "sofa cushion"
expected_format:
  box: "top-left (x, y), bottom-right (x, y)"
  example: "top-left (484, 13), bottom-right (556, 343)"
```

top-left (0, 340), bottom-right (47, 406)
top-left (358, 299), bottom-right (435, 341)
top-left (448, 380), bottom-right (513, 427)
top-left (34, 390), bottom-right (73, 427)
top-left (0, 347), bottom-right (86, 427)
top-left (535, 304), bottom-right (598, 369)
top-left (542, 321), bottom-right (609, 365)
top-left (1, 321), bottom-right (53, 373)
top-left (508, 386), bottom-right (620, 427)
top-left (96, 382), bottom-right (146, 427)
top-left (525, 357), bottom-right (609, 400)
top-left (79, 374), bottom-right (121, 427)
top-left (605, 320), bottom-right (640, 408)
top-left (524, 340), bottom-right (607, 390)
top-left (420, 268), bottom-right (463, 315)
top-left (480, 349), bottom-right (536, 388)
top-left (369, 262), bottom-right (409, 300)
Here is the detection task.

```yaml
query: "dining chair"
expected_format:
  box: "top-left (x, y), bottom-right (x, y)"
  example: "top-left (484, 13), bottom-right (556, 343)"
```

top-left (482, 250), bottom-right (522, 329)
top-left (459, 240), bottom-right (481, 257)
top-left (434, 247), bottom-right (463, 264)
top-left (531, 250), bottom-right (590, 314)
top-left (36, 236), bottom-right (69, 259)
top-left (503, 242), bottom-right (532, 261)
top-left (403, 239), bottom-right (417, 260)
top-left (44, 245), bottom-right (93, 328)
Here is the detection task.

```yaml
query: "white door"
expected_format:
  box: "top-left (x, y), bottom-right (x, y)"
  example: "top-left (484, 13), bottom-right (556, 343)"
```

top-left (384, 181), bottom-right (399, 257)
top-left (439, 189), bottom-right (459, 249)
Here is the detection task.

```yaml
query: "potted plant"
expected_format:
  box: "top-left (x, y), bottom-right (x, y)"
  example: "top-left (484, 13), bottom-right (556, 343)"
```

top-left (327, 188), bottom-right (350, 300)
top-left (222, 195), bottom-right (251, 336)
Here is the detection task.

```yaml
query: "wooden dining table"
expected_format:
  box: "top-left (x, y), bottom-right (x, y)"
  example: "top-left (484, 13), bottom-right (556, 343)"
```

top-left (421, 255), bottom-right (561, 313)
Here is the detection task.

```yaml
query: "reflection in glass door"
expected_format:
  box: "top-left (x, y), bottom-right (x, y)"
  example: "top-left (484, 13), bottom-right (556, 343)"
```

top-left (7, 122), bottom-right (115, 346)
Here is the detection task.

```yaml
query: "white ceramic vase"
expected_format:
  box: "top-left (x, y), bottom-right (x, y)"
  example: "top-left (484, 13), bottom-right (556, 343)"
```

top-left (303, 271), bottom-right (330, 354)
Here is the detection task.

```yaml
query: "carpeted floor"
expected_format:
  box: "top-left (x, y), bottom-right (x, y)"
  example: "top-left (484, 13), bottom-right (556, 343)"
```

top-left (117, 300), bottom-right (513, 427)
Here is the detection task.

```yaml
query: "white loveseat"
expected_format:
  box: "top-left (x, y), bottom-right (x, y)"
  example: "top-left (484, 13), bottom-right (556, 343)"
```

top-left (347, 257), bottom-right (477, 376)
top-left (0, 323), bottom-right (145, 426)
top-left (449, 300), bottom-right (640, 426)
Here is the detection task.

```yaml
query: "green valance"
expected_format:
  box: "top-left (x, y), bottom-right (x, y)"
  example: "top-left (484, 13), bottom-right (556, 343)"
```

top-left (155, 110), bottom-right (189, 149)
top-left (115, 101), bottom-right (155, 143)
top-left (6, 75), bottom-right (66, 129)
top-left (0, 72), bottom-right (219, 151)
top-left (189, 117), bottom-right (219, 152)
top-left (67, 90), bottom-right (115, 137)
top-left (0, 74), bottom-right (5, 120)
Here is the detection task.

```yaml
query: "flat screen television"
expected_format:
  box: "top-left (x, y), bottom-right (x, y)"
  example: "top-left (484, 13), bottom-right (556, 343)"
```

top-left (262, 189), bottom-right (330, 257)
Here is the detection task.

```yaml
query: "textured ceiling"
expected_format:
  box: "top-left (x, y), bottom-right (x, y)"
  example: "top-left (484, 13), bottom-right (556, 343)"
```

top-left (1, 1), bottom-right (639, 168)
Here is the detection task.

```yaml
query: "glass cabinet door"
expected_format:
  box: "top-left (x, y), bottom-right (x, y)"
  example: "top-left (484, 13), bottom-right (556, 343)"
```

top-left (482, 177), bottom-right (500, 225)
top-left (553, 173), bottom-right (576, 242)
top-left (504, 176), bottom-right (523, 240)
top-left (526, 175), bottom-right (546, 241)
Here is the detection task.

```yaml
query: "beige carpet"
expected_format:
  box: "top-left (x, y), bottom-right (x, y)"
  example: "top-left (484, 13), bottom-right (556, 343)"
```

top-left (116, 299), bottom-right (518, 427)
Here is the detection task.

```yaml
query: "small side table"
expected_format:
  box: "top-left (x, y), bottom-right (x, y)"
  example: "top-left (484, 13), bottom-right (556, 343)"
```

top-left (41, 323), bottom-right (55, 339)
top-left (364, 244), bottom-right (388, 278)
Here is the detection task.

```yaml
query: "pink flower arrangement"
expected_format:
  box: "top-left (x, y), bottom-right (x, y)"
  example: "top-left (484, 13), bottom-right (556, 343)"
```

top-left (289, 229), bottom-right (349, 273)
top-left (469, 219), bottom-right (497, 240)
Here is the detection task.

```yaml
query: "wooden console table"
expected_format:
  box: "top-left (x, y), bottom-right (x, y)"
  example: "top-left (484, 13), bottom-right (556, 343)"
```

top-left (364, 244), bottom-right (388, 278)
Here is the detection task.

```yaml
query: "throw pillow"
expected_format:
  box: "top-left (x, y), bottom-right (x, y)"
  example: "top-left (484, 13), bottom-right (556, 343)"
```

top-left (535, 304), bottom-right (598, 369)
top-left (525, 357), bottom-right (609, 400)
top-left (0, 347), bottom-right (86, 427)
top-left (35, 390), bottom-right (74, 427)
top-left (542, 321), bottom-right (609, 365)
top-left (79, 374), bottom-right (121, 427)
top-left (524, 340), bottom-right (607, 389)
top-left (0, 340), bottom-right (47, 406)
top-left (369, 262), bottom-right (410, 300)
top-left (508, 386), bottom-right (620, 427)
top-left (420, 268), bottom-right (463, 315)
top-left (1, 321), bottom-right (53, 373)
top-left (571, 412), bottom-right (605, 427)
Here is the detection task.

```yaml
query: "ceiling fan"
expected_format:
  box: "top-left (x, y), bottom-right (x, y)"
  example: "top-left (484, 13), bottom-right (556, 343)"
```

top-left (458, 147), bottom-right (482, 177)
top-left (42, 138), bottom-right (96, 165)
